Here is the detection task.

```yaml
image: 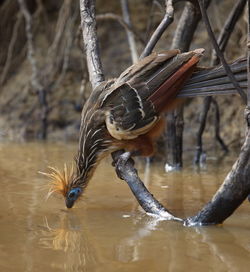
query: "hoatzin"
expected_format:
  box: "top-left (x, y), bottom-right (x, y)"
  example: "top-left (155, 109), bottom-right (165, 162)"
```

top-left (42, 48), bottom-right (247, 208)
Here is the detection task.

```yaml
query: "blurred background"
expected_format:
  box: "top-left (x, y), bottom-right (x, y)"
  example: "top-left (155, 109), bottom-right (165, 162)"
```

top-left (0, 0), bottom-right (247, 153)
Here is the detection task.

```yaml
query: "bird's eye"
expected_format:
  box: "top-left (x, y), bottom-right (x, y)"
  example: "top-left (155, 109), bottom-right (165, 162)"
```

top-left (69, 192), bottom-right (75, 198)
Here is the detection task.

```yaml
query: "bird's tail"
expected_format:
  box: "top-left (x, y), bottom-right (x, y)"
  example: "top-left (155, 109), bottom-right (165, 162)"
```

top-left (179, 58), bottom-right (247, 97)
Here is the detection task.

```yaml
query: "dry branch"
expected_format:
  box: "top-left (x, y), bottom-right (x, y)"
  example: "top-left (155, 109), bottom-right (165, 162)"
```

top-left (112, 151), bottom-right (181, 221)
top-left (248, 0), bottom-right (250, 107)
top-left (140, 0), bottom-right (174, 58)
top-left (0, 12), bottom-right (22, 87)
top-left (17, 0), bottom-right (48, 139)
top-left (17, 0), bottom-right (42, 92)
top-left (96, 13), bottom-right (145, 45)
top-left (80, 0), bottom-right (104, 89)
top-left (186, 108), bottom-right (250, 225)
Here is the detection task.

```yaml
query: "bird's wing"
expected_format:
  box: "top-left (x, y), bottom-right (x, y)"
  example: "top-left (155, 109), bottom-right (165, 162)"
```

top-left (101, 49), bottom-right (203, 140)
top-left (102, 82), bottom-right (158, 140)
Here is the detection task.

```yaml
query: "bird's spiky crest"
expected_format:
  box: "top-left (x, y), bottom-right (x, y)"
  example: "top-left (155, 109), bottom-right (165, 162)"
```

top-left (39, 164), bottom-right (74, 199)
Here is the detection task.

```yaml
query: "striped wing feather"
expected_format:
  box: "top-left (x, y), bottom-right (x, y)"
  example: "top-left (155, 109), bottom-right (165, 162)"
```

top-left (102, 49), bottom-right (204, 140)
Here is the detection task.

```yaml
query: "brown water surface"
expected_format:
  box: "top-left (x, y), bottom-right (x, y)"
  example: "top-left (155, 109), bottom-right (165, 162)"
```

top-left (0, 142), bottom-right (250, 271)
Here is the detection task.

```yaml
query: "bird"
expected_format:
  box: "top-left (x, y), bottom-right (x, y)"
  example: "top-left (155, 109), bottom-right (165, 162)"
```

top-left (42, 48), bottom-right (247, 208)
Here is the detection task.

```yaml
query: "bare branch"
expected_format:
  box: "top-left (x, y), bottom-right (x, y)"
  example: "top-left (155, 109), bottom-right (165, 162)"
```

top-left (140, 0), bottom-right (174, 58)
top-left (112, 151), bottom-right (182, 221)
top-left (52, 6), bottom-right (78, 90)
top-left (185, 108), bottom-right (250, 226)
top-left (248, 0), bottom-right (250, 107)
top-left (96, 13), bottom-right (145, 45)
top-left (80, 0), bottom-right (104, 88)
top-left (0, 12), bottom-right (22, 87)
top-left (211, 98), bottom-right (229, 152)
top-left (120, 0), bottom-right (138, 63)
top-left (17, 0), bottom-right (42, 92)
top-left (17, 0), bottom-right (48, 139)
top-left (211, 0), bottom-right (247, 65)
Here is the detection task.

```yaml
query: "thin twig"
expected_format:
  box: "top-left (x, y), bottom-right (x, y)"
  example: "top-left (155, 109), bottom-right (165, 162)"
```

top-left (96, 13), bottom-right (145, 45)
top-left (198, 0), bottom-right (247, 104)
top-left (211, 98), bottom-right (229, 152)
top-left (145, 0), bottom-right (164, 40)
top-left (52, 5), bottom-right (78, 90)
top-left (140, 0), bottom-right (174, 58)
top-left (0, 12), bottom-right (22, 87)
top-left (120, 0), bottom-right (138, 63)
top-left (17, 0), bottom-right (48, 139)
top-left (211, 0), bottom-right (247, 65)
top-left (46, 0), bottom-right (72, 83)
top-left (17, 0), bottom-right (43, 92)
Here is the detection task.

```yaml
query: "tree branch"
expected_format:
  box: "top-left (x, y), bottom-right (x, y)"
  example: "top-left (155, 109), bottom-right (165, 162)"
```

top-left (248, 0), bottom-right (250, 107)
top-left (17, 0), bottom-right (48, 139)
top-left (0, 12), bottom-right (22, 87)
top-left (96, 13), bottom-right (145, 45)
top-left (112, 151), bottom-right (181, 221)
top-left (140, 0), bottom-right (174, 58)
top-left (211, 0), bottom-right (247, 65)
top-left (185, 108), bottom-right (250, 226)
top-left (80, 0), bottom-right (104, 89)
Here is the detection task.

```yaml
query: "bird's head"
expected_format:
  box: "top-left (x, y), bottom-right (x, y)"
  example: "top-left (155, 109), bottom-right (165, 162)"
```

top-left (40, 164), bottom-right (85, 209)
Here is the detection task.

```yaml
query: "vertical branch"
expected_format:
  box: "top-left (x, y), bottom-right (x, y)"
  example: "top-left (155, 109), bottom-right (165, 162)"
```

top-left (120, 0), bottom-right (138, 63)
top-left (0, 12), bottom-right (22, 87)
top-left (185, 0), bottom-right (250, 226)
top-left (17, 0), bottom-right (42, 92)
top-left (248, 0), bottom-right (250, 107)
top-left (211, 98), bottom-right (229, 152)
top-left (80, 0), bottom-right (105, 88)
top-left (211, 0), bottom-right (247, 65)
top-left (195, 0), bottom-right (246, 164)
top-left (198, 0), bottom-right (247, 104)
top-left (165, 1), bottom-right (208, 170)
top-left (17, 0), bottom-right (48, 139)
top-left (185, 108), bottom-right (250, 226)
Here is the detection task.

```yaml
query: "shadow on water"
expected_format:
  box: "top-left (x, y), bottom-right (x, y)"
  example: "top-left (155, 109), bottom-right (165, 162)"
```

top-left (0, 142), bottom-right (250, 271)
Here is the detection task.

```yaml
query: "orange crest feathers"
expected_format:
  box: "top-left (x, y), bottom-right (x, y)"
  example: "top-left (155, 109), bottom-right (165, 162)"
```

top-left (39, 164), bottom-right (74, 199)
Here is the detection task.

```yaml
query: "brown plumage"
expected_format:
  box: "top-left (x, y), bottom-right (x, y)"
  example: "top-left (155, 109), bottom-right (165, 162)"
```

top-left (43, 48), bottom-right (247, 208)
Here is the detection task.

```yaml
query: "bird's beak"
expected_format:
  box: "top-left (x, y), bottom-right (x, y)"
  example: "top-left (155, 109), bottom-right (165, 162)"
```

top-left (65, 198), bottom-right (75, 209)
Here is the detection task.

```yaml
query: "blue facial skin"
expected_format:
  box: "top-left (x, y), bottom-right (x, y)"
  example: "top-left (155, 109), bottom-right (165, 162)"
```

top-left (65, 188), bottom-right (82, 208)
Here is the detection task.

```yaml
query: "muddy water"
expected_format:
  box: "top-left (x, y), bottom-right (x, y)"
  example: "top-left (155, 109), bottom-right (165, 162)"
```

top-left (0, 142), bottom-right (250, 272)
